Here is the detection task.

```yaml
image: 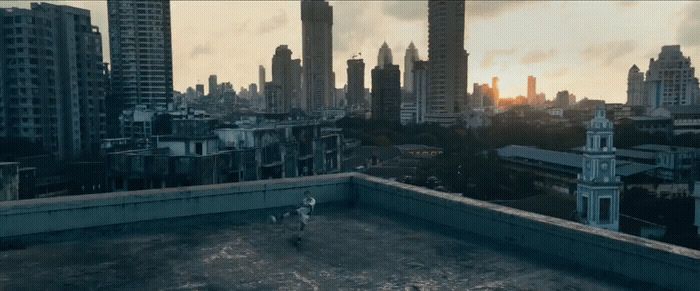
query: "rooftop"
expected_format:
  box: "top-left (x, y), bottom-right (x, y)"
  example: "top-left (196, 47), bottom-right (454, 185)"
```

top-left (0, 207), bottom-right (632, 290)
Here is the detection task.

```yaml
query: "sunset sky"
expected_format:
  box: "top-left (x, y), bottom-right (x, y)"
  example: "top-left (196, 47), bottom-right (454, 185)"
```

top-left (4, 1), bottom-right (700, 103)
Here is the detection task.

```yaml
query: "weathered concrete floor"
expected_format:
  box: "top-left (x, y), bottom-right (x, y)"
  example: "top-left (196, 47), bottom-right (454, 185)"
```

top-left (0, 207), bottom-right (640, 290)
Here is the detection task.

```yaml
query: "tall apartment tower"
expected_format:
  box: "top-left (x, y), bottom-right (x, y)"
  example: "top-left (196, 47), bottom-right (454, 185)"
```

top-left (427, 0), bottom-right (468, 124)
top-left (404, 42), bottom-right (420, 93)
top-left (258, 65), bottom-right (266, 96)
top-left (346, 59), bottom-right (366, 109)
top-left (491, 77), bottom-right (500, 104)
top-left (108, 0), bottom-right (173, 111)
top-left (377, 42), bottom-right (393, 69)
top-left (0, 3), bottom-right (106, 160)
top-left (413, 61), bottom-right (429, 124)
top-left (272, 45), bottom-right (299, 113)
top-left (301, 0), bottom-right (334, 114)
top-left (527, 75), bottom-right (537, 105)
top-left (645, 45), bottom-right (700, 108)
top-left (577, 107), bottom-right (620, 231)
top-left (371, 64), bottom-right (401, 123)
top-left (208, 75), bottom-right (218, 97)
top-left (626, 65), bottom-right (645, 106)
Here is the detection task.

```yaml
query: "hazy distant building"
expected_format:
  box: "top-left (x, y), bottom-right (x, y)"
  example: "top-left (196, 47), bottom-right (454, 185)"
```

top-left (208, 75), bottom-right (218, 97)
top-left (426, 0), bottom-right (468, 124)
top-left (0, 3), bottom-right (106, 160)
top-left (108, 0), bottom-right (173, 110)
top-left (371, 64), bottom-right (401, 123)
top-left (645, 45), bottom-right (699, 108)
top-left (577, 107), bottom-right (620, 231)
top-left (626, 65), bottom-right (645, 106)
top-left (195, 84), bottom-right (205, 98)
top-left (471, 83), bottom-right (495, 108)
top-left (291, 59), bottom-right (302, 109)
top-left (527, 76), bottom-right (538, 105)
top-left (346, 59), bottom-right (366, 109)
top-left (272, 45), bottom-right (300, 113)
top-left (377, 42), bottom-right (393, 69)
top-left (404, 42), bottom-right (420, 93)
top-left (413, 61), bottom-right (429, 124)
top-left (301, 0), bottom-right (334, 113)
top-left (555, 91), bottom-right (571, 108)
top-left (264, 82), bottom-right (283, 113)
top-left (492, 77), bottom-right (500, 104)
top-left (259, 65), bottom-right (266, 96)
top-left (248, 83), bottom-right (258, 98)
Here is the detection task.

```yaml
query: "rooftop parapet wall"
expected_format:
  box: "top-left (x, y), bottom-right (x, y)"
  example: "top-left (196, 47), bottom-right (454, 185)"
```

top-left (0, 173), bottom-right (698, 288)
top-left (352, 174), bottom-right (700, 289)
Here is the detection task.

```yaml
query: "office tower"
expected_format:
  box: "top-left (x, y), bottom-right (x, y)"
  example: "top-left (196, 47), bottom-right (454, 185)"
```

top-left (413, 61), bottom-right (429, 124)
top-left (371, 64), bottom-right (401, 123)
top-left (301, 0), bottom-right (334, 113)
top-left (555, 90), bottom-right (570, 108)
top-left (491, 77), bottom-right (500, 105)
top-left (248, 83), bottom-right (258, 98)
top-left (108, 0), bottom-right (173, 111)
top-left (259, 65), bottom-right (266, 96)
top-left (291, 59), bottom-right (302, 109)
top-left (627, 65), bottom-right (645, 106)
top-left (346, 59), bottom-right (366, 108)
top-left (404, 42), bottom-right (420, 93)
top-left (196, 84), bottom-right (205, 97)
top-left (208, 75), bottom-right (218, 97)
top-left (427, 0), bottom-right (468, 122)
top-left (645, 45), bottom-right (700, 108)
top-left (377, 42), bottom-right (393, 69)
top-left (527, 76), bottom-right (537, 105)
top-left (0, 3), bottom-right (106, 160)
top-left (272, 45), bottom-right (301, 113)
top-left (577, 107), bottom-right (620, 231)
top-left (264, 82), bottom-right (283, 113)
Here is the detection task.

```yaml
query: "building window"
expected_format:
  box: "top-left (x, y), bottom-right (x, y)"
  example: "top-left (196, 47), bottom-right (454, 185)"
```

top-left (600, 137), bottom-right (607, 149)
top-left (195, 142), bottom-right (203, 155)
top-left (600, 197), bottom-right (611, 223)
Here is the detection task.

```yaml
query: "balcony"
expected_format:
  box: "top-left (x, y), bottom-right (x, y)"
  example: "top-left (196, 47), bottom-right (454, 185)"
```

top-left (0, 173), bottom-right (698, 289)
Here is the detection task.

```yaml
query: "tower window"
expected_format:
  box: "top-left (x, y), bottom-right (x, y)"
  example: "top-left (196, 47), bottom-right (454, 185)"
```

top-left (581, 196), bottom-right (589, 220)
top-left (600, 137), bottom-right (607, 149)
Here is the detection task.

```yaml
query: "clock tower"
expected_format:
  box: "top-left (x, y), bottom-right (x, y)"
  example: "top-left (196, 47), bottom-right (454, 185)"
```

top-left (577, 106), bottom-right (620, 231)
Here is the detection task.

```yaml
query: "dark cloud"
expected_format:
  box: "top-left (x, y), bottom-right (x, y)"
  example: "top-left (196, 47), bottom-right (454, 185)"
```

top-left (381, 1), bottom-right (426, 21)
top-left (520, 49), bottom-right (557, 65)
top-left (333, 2), bottom-right (375, 52)
top-left (190, 44), bottom-right (213, 59)
top-left (256, 12), bottom-right (288, 34)
top-left (581, 40), bottom-right (636, 65)
top-left (677, 3), bottom-right (700, 47)
top-left (481, 48), bottom-right (517, 69)
top-left (544, 67), bottom-right (569, 79)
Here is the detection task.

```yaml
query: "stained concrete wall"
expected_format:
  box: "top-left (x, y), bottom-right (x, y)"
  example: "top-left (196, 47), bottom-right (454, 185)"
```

top-left (353, 174), bottom-right (700, 289)
top-left (0, 174), bottom-right (353, 238)
top-left (0, 173), bottom-right (698, 288)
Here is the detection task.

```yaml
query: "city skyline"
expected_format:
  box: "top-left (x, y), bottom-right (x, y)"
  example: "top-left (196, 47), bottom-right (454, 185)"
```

top-left (2, 1), bottom-right (699, 103)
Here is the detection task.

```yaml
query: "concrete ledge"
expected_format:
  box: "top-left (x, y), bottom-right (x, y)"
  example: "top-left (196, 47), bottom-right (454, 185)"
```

top-left (351, 174), bottom-right (700, 289)
top-left (0, 173), bottom-right (354, 238)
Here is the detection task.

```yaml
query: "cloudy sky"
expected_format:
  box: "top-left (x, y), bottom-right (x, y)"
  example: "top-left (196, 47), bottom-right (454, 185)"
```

top-left (4, 1), bottom-right (700, 103)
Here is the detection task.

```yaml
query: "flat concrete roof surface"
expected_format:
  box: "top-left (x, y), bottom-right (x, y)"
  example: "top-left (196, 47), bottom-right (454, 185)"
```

top-left (0, 207), bottom-right (639, 290)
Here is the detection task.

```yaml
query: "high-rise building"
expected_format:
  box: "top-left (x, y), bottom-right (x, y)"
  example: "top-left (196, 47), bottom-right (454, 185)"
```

top-left (264, 82), bottom-right (283, 113)
top-left (258, 65), bottom-right (266, 96)
top-left (291, 59), bottom-right (302, 109)
top-left (404, 42), bottom-right (420, 93)
top-left (0, 3), bottom-right (106, 160)
top-left (413, 61), bottom-right (429, 124)
top-left (577, 106), bottom-right (620, 231)
top-left (492, 77), bottom-right (500, 104)
top-left (346, 59), bottom-right (366, 109)
top-left (301, 0), bottom-right (334, 114)
top-left (195, 84), bottom-right (205, 98)
top-left (208, 75), bottom-right (218, 97)
top-left (272, 45), bottom-right (298, 112)
top-left (427, 0), bottom-right (468, 124)
top-left (377, 42), bottom-right (393, 69)
top-left (627, 65), bottom-right (645, 106)
top-left (644, 45), bottom-right (699, 108)
top-left (108, 0), bottom-right (173, 111)
top-left (527, 76), bottom-right (537, 105)
top-left (371, 64), bottom-right (401, 123)
top-left (248, 83), bottom-right (258, 98)
top-left (555, 90), bottom-right (570, 108)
